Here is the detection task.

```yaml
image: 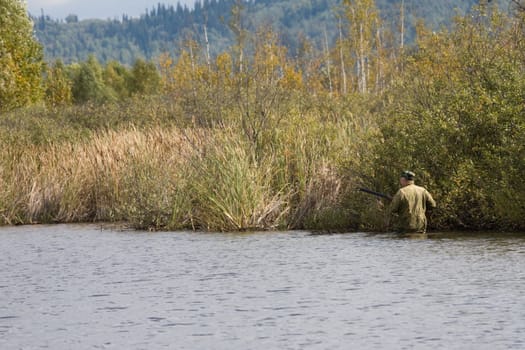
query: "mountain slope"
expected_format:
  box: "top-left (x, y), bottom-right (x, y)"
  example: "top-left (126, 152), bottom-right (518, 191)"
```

top-left (33, 0), bottom-right (507, 64)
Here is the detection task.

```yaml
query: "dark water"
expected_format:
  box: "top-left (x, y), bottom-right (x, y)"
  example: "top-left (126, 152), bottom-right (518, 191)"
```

top-left (1, 225), bottom-right (524, 350)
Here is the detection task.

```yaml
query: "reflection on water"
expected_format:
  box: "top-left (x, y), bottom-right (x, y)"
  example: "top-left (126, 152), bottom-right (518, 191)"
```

top-left (0, 225), bottom-right (524, 349)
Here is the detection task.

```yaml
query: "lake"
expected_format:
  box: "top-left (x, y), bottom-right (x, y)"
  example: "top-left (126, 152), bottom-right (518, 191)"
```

top-left (1, 225), bottom-right (524, 349)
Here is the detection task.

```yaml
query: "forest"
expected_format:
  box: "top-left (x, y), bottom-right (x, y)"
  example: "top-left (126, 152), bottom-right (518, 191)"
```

top-left (33, 0), bottom-right (508, 64)
top-left (0, 0), bottom-right (524, 232)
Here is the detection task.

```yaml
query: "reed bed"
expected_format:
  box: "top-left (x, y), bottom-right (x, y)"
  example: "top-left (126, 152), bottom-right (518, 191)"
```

top-left (0, 116), bottom-right (374, 231)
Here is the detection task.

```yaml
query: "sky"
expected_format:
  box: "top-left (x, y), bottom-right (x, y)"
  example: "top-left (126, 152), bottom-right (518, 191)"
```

top-left (26, 0), bottom-right (198, 20)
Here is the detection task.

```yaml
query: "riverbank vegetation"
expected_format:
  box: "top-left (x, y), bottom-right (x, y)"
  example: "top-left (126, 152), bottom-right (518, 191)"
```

top-left (1, 1), bottom-right (524, 231)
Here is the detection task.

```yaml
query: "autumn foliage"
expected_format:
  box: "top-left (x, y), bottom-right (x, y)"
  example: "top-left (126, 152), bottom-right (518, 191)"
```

top-left (0, 1), bottom-right (524, 231)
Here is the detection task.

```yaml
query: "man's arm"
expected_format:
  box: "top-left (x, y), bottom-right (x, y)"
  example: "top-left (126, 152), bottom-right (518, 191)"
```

top-left (386, 191), bottom-right (402, 231)
top-left (390, 191), bottom-right (402, 215)
top-left (425, 190), bottom-right (436, 209)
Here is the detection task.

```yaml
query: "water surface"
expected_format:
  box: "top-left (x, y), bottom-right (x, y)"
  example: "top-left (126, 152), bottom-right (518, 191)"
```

top-left (1, 225), bottom-right (524, 349)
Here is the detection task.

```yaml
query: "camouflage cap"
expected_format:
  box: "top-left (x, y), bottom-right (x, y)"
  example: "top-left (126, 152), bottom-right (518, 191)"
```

top-left (400, 170), bottom-right (415, 180)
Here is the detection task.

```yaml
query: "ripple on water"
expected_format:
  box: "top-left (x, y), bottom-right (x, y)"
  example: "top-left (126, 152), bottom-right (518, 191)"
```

top-left (0, 225), bottom-right (524, 350)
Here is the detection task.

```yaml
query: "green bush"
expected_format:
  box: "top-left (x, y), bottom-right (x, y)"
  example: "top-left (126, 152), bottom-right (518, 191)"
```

top-left (375, 7), bottom-right (525, 230)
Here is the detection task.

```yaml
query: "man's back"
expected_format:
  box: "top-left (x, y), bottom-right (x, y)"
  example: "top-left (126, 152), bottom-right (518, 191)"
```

top-left (390, 184), bottom-right (436, 233)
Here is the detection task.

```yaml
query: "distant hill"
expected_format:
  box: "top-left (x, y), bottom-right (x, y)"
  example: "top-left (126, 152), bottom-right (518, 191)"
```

top-left (32, 0), bottom-right (509, 65)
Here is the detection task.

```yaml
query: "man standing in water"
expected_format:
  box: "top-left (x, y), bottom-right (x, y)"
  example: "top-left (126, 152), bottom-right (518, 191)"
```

top-left (390, 171), bottom-right (436, 235)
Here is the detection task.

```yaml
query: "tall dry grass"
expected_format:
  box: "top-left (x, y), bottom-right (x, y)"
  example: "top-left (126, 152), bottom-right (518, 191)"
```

top-left (0, 105), bottom-right (379, 231)
top-left (0, 127), bottom-right (189, 227)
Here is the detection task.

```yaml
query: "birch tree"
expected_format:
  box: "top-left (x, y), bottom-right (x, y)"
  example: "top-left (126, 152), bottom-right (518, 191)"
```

top-left (342, 0), bottom-right (380, 94)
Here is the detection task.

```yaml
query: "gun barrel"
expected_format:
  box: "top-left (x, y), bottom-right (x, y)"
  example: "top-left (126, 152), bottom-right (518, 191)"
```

top-left (358, 188), bottom-right (392, 200)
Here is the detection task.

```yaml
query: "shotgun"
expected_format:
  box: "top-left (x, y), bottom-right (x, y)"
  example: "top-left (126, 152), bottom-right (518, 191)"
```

top-left (358, 188), bottom-right (392, 201)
